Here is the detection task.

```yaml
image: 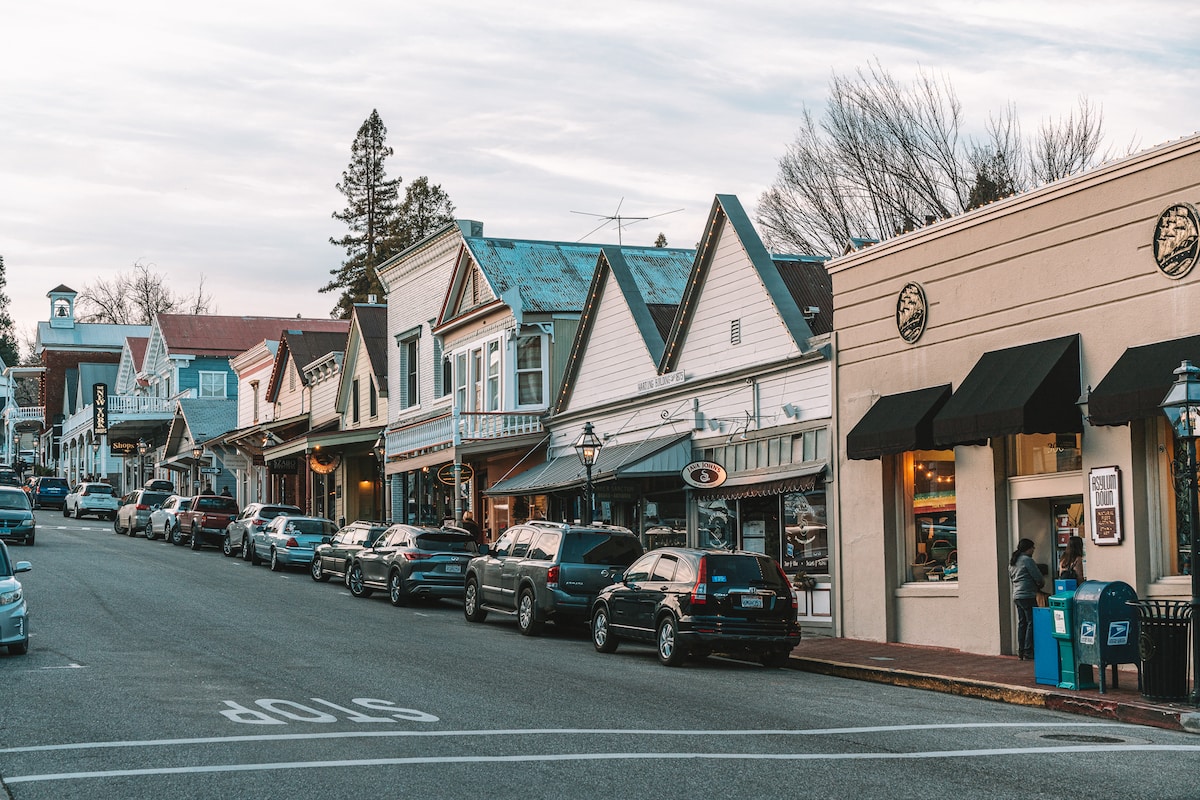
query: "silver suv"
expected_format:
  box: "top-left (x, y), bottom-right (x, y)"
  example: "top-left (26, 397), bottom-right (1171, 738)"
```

top-left (226, 503), bottom-right (301, 559)
top-left (463, 521), bottom-right (644, 635)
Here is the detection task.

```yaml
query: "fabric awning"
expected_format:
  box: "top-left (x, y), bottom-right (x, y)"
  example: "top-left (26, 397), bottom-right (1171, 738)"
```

top-left (846, 385), bottom-right (952, 460)
top-left (485, 433), bottom-right (691, 496)
top-left (1087, 334), bottom-right (1200, 426)
top-left (693, 463), bottom-right (825, 500)
top-left (932, 334), bottom-right (1082, 447)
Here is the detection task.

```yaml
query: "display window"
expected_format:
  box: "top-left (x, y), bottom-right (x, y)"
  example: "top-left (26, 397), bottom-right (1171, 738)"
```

top-left (1157, 418), bottom-right (1194, 577)
top-left (1007, 433), bottom-right (1082, 476)
top-left (902, 450), bottom-right (957, 582)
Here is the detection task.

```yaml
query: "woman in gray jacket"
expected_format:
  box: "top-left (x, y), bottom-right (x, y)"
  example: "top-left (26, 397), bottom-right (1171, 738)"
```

top-left (1009, 538), bottom-right (1045, 660)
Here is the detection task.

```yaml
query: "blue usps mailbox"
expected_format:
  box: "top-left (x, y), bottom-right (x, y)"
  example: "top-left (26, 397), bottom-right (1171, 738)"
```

top-left (1072, 580), bottom-right (1140, 694)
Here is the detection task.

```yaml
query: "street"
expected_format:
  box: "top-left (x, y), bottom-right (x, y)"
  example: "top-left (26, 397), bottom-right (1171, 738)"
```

top-left (1, 512), bottom-right (1198, 800)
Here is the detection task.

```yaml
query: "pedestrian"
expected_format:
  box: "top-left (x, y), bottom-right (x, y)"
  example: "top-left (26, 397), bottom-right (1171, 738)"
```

top-left (1059, 535), bottom-right (1084, 582)
top-left (1009, 537), bottom-right (1045, 661)
top-left (460, 511), bottom-right (483, 544)
top-left (220, 486), bottom-right (232, 497)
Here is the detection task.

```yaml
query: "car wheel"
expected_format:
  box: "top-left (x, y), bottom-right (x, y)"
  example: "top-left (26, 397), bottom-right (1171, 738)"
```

top-left (517, 588), bottom-right (543, 636)
top-left (171, 525), bottom-right (183, 546)
top-left (463, 578), bottom-right (487, 622)
top-left (145, 525), bottom-right (157, 541)
top-left (113, 517), bottom-right (124, 535)
top-left (311, 556), bottom-right (328, 582)
top-left (190, 528), bottom-right (202, 550)
top-left (241, 536), bottom-right (252, 561)
top-left (62, 505), bottom-right (69, 518)
top-left (250, 541), bottom-right (262, 565)
top-left (388, 571), bottom-right (409, 606)
top-left (25, 534), bottom-right (34, 546)
top-left (347, 564), bottom-right (372, 597)
top-left (656, 616), bottom-right (686, 667)
top-left (9, 638), bottom-right (28, 655)
top-left (591, 605), bottom-right (618, 653)
top-left (760, 650), bottom-right (790, 669)
top-left (222, 535), bottom-right (235, 557)
top-left (269, 549), bottom-right (281, 571)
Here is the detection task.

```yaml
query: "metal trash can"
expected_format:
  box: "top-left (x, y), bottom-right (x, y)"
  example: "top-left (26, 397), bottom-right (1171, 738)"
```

top-left (1129, 600), bottom-right (1192, 701)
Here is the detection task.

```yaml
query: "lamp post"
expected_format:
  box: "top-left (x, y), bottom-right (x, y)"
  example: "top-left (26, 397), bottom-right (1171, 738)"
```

top-left (373, 432), bottom-right (387, 522)
top-left (1160, 359), bottom-right (1200, 705)
top-left (137, 438), bottom-right (148, 487)
top-left (573, 422), bottom-right (603, 526)
top-left (192, 445), bottom-right (203, 495)
top-left (90, 440), bottom-right (99, 481)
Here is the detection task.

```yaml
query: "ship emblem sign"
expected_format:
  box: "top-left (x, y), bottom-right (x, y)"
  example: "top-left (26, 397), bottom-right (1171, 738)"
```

top-left (1153, 203), bottom-right (1200, 279)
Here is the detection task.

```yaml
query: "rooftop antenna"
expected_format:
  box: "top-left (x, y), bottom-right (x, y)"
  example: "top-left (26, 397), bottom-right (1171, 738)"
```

top-left (571, 197), bottom-right (683, 245)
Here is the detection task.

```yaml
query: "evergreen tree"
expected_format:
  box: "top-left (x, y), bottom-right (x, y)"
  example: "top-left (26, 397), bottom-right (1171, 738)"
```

top-left (0, 256), bottom-right (20, 368)
top-left (387, 176), bottom-right (456, 254)
top-left (323, 110), bottom-right (402, 318)
top-left (654, 233), bottom-right (668, 248)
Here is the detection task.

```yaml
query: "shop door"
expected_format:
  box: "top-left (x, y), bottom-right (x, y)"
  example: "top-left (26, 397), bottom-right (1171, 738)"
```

top-left (1051, 496), bottom-right (1086, 582)
top-left (738, 495), bottom-right (781, 564)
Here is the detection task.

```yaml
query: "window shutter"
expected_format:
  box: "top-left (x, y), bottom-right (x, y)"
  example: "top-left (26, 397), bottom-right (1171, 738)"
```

top-left (432, 336), bottom-right (444, 398)
top-left (397, 344), bottom-right (410, 408)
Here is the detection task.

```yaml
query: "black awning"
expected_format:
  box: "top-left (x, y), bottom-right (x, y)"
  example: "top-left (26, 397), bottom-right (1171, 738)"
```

top-left (932, 334), bottom-right (1082, 447)
top-left (1088, 335), bottom-right (1200, 426)
top-left (846, 385), bottom-right (952, 460)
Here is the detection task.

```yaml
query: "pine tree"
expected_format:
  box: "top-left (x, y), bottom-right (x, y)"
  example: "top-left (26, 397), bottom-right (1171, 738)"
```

top-left (323, 110), bottom-right (401, 317)
top-left (0, 256), bottom-right (20, 368)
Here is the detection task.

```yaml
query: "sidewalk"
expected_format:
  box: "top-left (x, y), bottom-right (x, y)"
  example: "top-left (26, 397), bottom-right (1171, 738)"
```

top-left (788, 636), bottom-right (1200, 734)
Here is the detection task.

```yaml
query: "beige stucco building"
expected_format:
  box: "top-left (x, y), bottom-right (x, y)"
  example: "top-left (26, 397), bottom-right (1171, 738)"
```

top-left (831, 133), bottom-right (1200, 656)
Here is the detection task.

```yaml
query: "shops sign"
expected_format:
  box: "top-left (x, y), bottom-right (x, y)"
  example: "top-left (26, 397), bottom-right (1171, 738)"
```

top-left (681, 461), bottom-right (727, 489)
top-left (437, 463), bottom-right (474, 485)
top-left (1088, 465), bottom-right (1123, 546)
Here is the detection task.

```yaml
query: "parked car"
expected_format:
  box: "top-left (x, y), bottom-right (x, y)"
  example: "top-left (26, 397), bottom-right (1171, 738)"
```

top-left (114, 489), bottom-right (173, 536)
top-left (144, 479), bottom-right (176, 493)
top-left (25, 476), bottom-right (70, 509)
top-left (227, 503), bottom-right (302, 559)
top-left (311, 520), bottom-right (389, 584)
top-left (0, 541), bottom-right (31, 654)
top-left (63, 482), bottom-right (120, 520)
top-left (176, 494), bottom-right (240, 550)
top-left (590, 547), bottom-right (801, 667)
top-left (463, 521), bottom-right (644, 635)
top-left (147, 495), bottom-right (193, 542)
top-left (0, 487), bottom-right (35, 546)
top-left (0, 470), bottom-right (20, 487)
top-left (249, 515), bottom-right (338, 571)
top-left (347, 525), bottom-right (479, 605)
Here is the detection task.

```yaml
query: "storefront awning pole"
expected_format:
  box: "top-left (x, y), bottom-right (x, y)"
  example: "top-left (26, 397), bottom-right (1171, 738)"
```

top-left (453, 405), bottom-right (463, 525)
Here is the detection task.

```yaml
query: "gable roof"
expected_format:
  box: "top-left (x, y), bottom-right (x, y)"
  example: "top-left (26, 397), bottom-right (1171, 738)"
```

top-left (352, 304), bottom-right (388, 384)
top-left (126, 337), bottom-right (149, 372)
top-left (659, 194), bottom-right (821, 373)
top-left (155, 314), bottom-right (349, 358)
top-left (265, 326), bottom-right (351, 402)
top-left (556, 245), bottom-right (694, 412)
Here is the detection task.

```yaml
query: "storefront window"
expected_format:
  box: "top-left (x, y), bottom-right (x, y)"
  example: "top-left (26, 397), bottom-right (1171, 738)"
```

top-left (783, 488), bottom-right (827, 575)
top-left (903, 450), bottom-right (957, 582)
top-left (642, 494), bottom-right (686, 550)
top-left (698, 498), bottom-right (737, 550)
top-left (1159, 419), bottom-right (1193, 577)
top-left (1008, 433), bottom-right (1082, 476)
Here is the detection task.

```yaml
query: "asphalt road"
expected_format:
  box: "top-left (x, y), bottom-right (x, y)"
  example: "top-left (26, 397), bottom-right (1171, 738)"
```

top-left (2, 512), bottom-right (1198, 800)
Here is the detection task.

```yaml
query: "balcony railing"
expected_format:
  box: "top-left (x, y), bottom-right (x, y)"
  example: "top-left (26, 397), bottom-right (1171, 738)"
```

top-left (62, 395), bottom-right (177, 439)
top-left (2, 406), bottom-right (44, 423)
top-left (386, 411), bottom-right (544, 458)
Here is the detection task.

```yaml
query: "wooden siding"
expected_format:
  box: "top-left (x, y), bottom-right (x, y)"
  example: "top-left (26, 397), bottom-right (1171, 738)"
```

top-left (565, 272), bottom-right (658, 411)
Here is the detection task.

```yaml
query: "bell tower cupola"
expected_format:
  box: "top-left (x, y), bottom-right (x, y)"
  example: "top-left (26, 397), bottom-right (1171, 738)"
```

top-left (48, 285), bottom-right (78, 329)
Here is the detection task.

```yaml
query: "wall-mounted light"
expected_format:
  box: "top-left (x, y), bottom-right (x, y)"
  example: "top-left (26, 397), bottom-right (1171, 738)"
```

top-left (707, 419), bottom-right (725, 432)
top-left (782, 403), bottom-right (800, 419)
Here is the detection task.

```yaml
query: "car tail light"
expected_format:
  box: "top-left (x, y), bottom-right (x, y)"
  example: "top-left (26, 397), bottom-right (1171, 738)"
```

top-left (251, 518), bottom-right (267, 528)
top-left (136, 504), bottom-right (150, 511)
top-left (285, 537), bottom-right (300, 548)
top-left (546, 564), bottom-right (559, 589)
top-left (401, 551), bottom-right (428, 561)
top-left (690, 558), bottom-right (708, 606)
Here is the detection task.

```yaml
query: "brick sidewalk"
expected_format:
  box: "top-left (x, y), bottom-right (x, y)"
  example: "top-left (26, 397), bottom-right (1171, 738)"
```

top-left (788, 636), bottom-right (1200, 734)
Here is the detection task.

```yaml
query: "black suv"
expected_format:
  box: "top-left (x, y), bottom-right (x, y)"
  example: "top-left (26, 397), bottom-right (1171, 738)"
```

top-left (463, 521), bottom-right (643, 635)
top-left (590, 547), bottom-right (801, 667)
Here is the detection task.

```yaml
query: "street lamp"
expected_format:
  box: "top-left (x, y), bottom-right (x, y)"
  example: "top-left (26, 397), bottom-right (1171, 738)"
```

top-left (91, 439), bottom-right (100, 482)
top-left (374, 432), bottom-right (387, 522)
top-left (192, 444), bottom-right (203, 495)
top-left (137, 438), bottom-right (148, 486)
top-left (1160, 359), bottom-right (1200, 705)
top-left (573, 422), bottom-right (603, 526)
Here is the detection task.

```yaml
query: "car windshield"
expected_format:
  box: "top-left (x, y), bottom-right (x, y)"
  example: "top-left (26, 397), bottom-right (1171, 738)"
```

top-left (560, 531), bottom-right (643, 566)
top-left (415, 533), bottom-right (477, 553)
top-left (704, 555), bottom-right (786, 589)
top-left (0, 493), bottom-right (30, 511)
top-left (40, 478), bottom-right (68, 489)
top-left (195, 497), bottom-right (238, 512)
top-left (85, 484), bottom-right (115, 495)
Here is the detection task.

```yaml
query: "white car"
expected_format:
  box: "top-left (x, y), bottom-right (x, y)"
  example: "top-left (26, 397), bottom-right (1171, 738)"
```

top-left (0, 541), bottom-right (31, 655)
top-left (63, 482), bottom-right (120, 520)
top-left (147, 495), bottom-right (193, 542)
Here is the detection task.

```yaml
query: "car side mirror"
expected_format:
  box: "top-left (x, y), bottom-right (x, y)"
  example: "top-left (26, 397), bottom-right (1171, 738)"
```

top-left (15, 561), bottom-right (31, 573)
top-left (477, 543), bottom-right (490, 555)
top-left (321, 536), bottom-right (332, 544)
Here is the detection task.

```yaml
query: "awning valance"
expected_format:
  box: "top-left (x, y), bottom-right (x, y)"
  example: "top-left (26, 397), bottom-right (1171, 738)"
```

top-left (1087, 334), bottom-right (1200, 426)
top-left (485, 433), bottom-right (691, 496)
top-left (692, 463), bottom-right (825, 500)
top-left (846, 385), bottom-right (952, 460)
top-left (932, 334), bottom-right (1082, 447)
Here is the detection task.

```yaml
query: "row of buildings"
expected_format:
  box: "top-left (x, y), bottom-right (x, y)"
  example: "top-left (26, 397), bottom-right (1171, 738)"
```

top-left (5, 132), bottom-right (1199, 656)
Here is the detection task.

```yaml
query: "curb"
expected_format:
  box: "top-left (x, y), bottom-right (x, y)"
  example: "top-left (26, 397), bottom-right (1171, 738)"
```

top-left (790, 655), bottom-right (1194, 734)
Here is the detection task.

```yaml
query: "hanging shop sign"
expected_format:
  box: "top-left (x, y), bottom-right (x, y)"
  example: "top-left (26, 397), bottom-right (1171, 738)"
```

top-left (1153, 203), bottom-right (1200, 279)
top-left (110, 437), bottom-right (138, 456)
top-left (437, 463), bottom-right (474, 485)
top-left (895, 282), bottom-right (928, 344)
top-left (681, 461), bottom-right (728, 489)
top-left (308, 452), bottom-right (342, 475)
top-left (92, 383), bottom-right (108, 436)
top-left (1088, 465), bottom-right (1123, 546)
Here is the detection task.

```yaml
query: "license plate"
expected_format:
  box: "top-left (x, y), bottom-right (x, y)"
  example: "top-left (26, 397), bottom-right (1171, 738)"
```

top-left (444, 564), bottom-right (461, 574)
top-left (740, 595), bottom-right (763, 609)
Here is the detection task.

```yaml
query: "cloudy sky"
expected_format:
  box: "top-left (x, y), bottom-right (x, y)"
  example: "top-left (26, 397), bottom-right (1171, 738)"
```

top-left (2, 1), bottom-right (1197, 347)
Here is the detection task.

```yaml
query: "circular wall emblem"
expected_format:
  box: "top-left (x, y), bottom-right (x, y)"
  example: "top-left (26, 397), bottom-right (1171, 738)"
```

top-left (1153, 203), bottom-right (1200, 279)
top-left (682, 461), bottom-right (727, 489)
top-left (308, 452), bottom-right (341, 474)
top-left (895, 282), bottom-right (928, 344)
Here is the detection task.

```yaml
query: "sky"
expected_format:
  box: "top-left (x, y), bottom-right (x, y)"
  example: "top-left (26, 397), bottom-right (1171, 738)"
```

top-left (2, 1), bottom-right (1197, 350)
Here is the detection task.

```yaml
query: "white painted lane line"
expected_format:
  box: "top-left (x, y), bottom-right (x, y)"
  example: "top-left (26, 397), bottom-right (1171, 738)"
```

top-left (0, 721), bottom-right (1137, 754)
top-left (9, 744), bottom-right (1200, 784)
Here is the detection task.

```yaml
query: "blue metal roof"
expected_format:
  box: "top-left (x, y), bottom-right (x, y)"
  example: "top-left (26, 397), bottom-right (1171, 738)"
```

top-left (462, 237), bottom-right (604, 314)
